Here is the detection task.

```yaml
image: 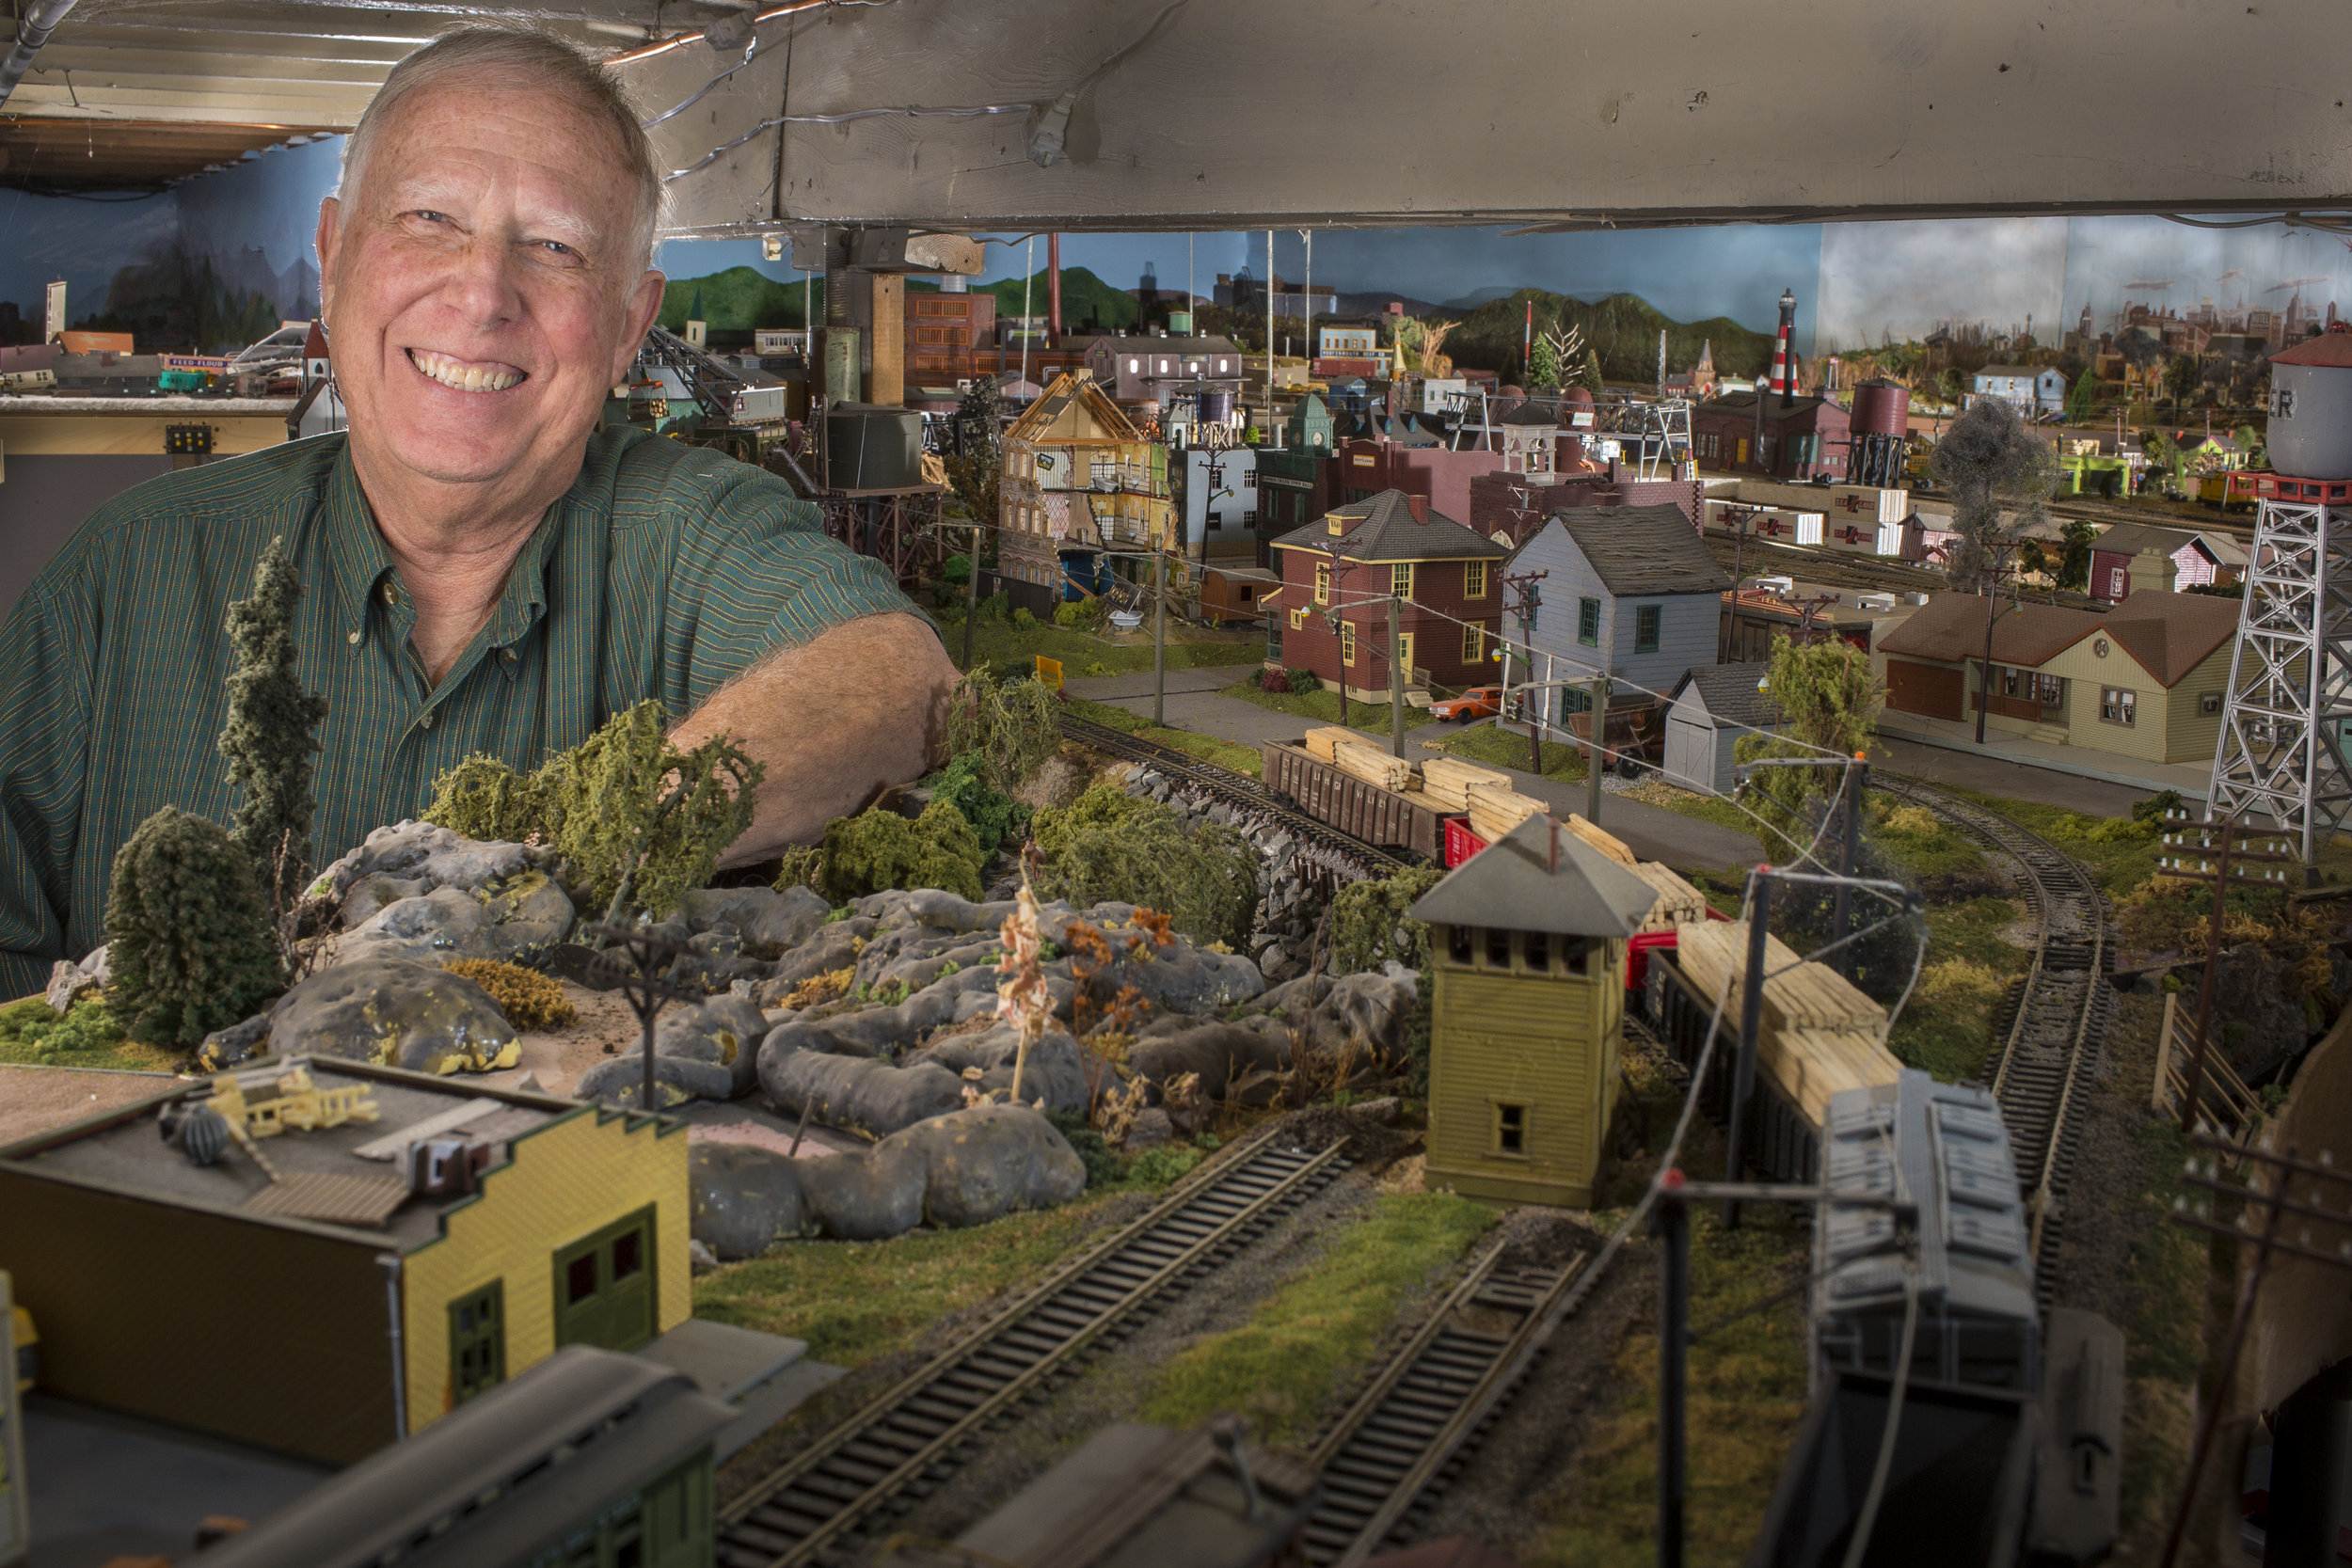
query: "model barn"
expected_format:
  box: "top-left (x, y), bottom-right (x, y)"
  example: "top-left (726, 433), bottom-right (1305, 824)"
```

top-left (1410, 816), bottom-right (1660, 1208)
top-left (1265, 489), bottom-right (1510, 701)
top-left (1689, 391), bottom-right (1851, 481)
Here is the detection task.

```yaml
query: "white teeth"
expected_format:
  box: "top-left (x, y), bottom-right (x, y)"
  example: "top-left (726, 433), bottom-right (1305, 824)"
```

top-left (412, 349), bottom-right (521, 393)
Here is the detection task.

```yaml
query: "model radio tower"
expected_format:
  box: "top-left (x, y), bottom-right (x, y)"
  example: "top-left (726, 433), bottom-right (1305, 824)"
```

top-left (2206, 330), bottom-right (2352, 878)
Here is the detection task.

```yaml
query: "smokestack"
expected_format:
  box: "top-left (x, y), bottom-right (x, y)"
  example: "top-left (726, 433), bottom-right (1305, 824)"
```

top-left (1772, 288), bottom-right (1797, 409)
top-left (1047, 233), bottom-right (1063, 345)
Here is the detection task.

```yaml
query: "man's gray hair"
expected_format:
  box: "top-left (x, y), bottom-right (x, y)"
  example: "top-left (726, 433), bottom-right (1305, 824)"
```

top-left (336, 26), bottom-right (665, 274)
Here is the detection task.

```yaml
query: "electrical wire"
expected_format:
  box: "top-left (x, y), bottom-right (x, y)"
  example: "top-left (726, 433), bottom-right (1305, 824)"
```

top-left (1837, 1254), bottom-right (1921, 1568)
top-left (607, 0), bottom-right (883, 66)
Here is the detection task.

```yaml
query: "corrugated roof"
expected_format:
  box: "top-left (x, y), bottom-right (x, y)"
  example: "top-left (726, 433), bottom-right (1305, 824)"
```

top-left (1409, 815), bottom-right (1661, 938)
top-left (1675, 661), bottom-right (1780, 731)
top-left (2100, 592), bottom-right (2243, 687)
top-left (1875, 594), bottom-right (2102, 669)
top-left (1266, 489), bottom-right (1511, 561)
top-left (1546, 506), bottom-right (1734, 596)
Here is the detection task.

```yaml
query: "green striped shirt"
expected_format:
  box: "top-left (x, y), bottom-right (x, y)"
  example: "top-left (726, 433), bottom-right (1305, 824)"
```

top-left (1, 427), bottom-right (923, 998)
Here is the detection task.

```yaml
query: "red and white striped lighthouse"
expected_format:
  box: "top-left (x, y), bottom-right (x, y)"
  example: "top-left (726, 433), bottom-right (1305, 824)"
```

top-left (1768, 288), bottom-right (1797, 404)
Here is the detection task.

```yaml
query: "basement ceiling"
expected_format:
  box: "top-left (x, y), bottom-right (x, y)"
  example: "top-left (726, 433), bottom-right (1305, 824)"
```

top-left (0, 118), bottom-right (327, 191)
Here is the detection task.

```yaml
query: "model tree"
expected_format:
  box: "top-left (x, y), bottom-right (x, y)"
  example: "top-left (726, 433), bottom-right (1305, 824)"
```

top-left (219, 535), bottom-right (329, 910)
top-left (2065, 368), bottom-right (2099, 425)
top-left (106, 807), bottom-right (286, 1050)
top-left (1526, 332), bottom-right (1561, 390)
top-left (1927, 399), bottom-right (2062, 592)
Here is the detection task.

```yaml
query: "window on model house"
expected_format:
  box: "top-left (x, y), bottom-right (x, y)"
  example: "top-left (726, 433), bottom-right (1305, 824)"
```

top-left (2100, 687), bottom-right (2137, 726)
top-left (1465, 561), bottom-right (1488, 598)
top-left (1391, 562), bottom-right (1415, 599)
top-left (1342, 623), bottom-right (1358, 664)
top-left (1494, 1102), bottom-right (1528, 1155)
top-left (1314, 562), bottom-right (1331, 605)
top-left (1461, 623), bottom-right (1484, 663)
top-left (1578, 597), bottom-right (1600, 646)
top-left (1634, 605), bottom-right (1661, 654)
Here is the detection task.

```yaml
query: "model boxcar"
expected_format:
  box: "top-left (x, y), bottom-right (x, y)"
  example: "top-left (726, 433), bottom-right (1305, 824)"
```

top-left (1261, 738), bottom-right (1458, 863)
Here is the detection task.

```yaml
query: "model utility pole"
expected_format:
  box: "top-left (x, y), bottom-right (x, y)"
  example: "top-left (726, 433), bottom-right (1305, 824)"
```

top-left (1387, 592), bottom-right (1406, 759)
top-left (1152, 548), bottom-right (1168, 727)
top-left (1723, 867), bottom-right (1772, 1228)
top-left (2157, 811), bottom-right (2292, 1134)
top-left (1586, 673), bottom-right (1609, 827)
top-left (1972, 538), bottom-right (2027, 746)
top-left (1501, 567), bottom-right (1549, 774)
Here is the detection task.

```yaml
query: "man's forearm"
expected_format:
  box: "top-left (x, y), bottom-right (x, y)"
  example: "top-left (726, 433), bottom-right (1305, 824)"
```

top-left (670, 611), bottom-right (957, 865)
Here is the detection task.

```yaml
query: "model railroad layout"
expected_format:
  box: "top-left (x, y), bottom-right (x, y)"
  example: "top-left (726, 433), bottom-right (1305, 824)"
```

top-left (714, 1128), bottom-right (1354, 1568)
top-left (1298, 1243), bottom-right (1597, 1565)
top-left (1875, 776), bottom-right (2113, 1305)
top-left (1057, 714), bottom-right (1410, 883)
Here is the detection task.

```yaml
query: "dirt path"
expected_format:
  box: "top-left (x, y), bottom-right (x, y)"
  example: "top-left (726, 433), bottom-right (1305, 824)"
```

top-left (0, 1064), bottom-right (179, 1148)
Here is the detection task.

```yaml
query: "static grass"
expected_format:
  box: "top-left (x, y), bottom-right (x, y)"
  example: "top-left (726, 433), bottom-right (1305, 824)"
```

top-left (1886, 898), bottom-right (2032, 1081)
top-left (1623, 777), bottom-right (1773, 851)
top-left (1137, 1192), bottom-right (1497, 1449)
top-left (692, 1195), bottom-right (1127, 1370)
top-left (1430, 721), bottom-right (1589, 783)
top-left (1216, 677), bottom-right (1436, 736)
top-left (1060, 696), bottom-right (1265, 777)
top-left (943, 612), bottom-right (1267, 678)
top-left (0, 994), bottom-right (179, 1072)
top-left (1539, 1197), bottom-right (1811, 1567)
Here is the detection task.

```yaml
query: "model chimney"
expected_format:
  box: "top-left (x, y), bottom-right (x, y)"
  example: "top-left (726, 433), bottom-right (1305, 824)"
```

top-left (1406, 493), bottom-right (1429, 524)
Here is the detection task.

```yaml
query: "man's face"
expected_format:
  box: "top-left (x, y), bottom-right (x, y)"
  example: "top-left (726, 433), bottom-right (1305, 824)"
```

top-left (316, 73), bottom-right (663, 501)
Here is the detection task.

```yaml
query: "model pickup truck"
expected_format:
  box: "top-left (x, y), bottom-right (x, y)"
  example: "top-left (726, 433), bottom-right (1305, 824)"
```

top-left (1428, 686), bottom-right (1503, 723)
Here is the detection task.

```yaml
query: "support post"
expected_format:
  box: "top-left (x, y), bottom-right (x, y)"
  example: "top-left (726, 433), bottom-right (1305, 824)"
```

top-left (1656, 1170), bottom-right (1690, 1568)
top-left (2153, 990), bottom-right (2178, 1113)
top-left (1152, 547), bottom-right (1168, 728)
top-left (1831, 752), bottom-right (1863, 977)
top-left (1976, 584), bottom-right (1996, 745)
top-left (1388, 592), bottom-right (1405, 760)
top-left (1724, 868), bottom-right (1772, 1227)
top-left (1586, 673), bottom-right (1609, 827)
top-left (962, 521), bottom-right (980, 671)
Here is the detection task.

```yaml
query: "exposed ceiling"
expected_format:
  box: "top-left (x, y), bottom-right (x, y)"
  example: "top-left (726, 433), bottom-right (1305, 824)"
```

top-left (0, 117), bottom-right (325, 191)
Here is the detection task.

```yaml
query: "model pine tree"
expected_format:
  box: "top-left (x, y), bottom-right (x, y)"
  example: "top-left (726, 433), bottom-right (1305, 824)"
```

top-left (106, 806), bottom-right (286, 1050)
top-left (219, 535), bottom-right (328, 907)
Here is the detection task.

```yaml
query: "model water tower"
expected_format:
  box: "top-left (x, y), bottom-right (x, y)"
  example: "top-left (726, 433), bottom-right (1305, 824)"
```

top-left (1844, 379), bottom-right (1911, 488)
top-left (1408, 816), bottom-right (1659, 1207)
top-left (2207, 326), bottom-right (2352, 877)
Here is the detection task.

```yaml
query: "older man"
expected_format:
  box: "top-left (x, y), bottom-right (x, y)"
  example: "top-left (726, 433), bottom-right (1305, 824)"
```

top-left (0, 28), bottom-right (956, 998)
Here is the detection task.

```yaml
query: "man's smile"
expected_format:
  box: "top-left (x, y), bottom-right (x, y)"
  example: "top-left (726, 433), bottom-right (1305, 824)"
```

top-left (406, 347), bottom-right (529, 394)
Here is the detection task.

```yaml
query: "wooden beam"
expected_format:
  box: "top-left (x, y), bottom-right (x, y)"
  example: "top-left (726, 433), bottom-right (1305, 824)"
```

top-left (630, 0), bottom-right (2352, 234)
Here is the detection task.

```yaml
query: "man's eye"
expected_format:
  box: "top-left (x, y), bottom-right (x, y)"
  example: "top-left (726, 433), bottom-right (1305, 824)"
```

top-left (411, 211), bottom-right (449, 225)
top-left (537, 240), bottom-right (577, 259)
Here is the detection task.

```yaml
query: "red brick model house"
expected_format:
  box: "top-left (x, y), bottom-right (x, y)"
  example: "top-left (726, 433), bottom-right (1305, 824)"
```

top-left (1690, 391), bottom-right (1851, 480)
top-left (1467, 467), bottom-right (1707, 548)
top-left (1266, 490), bottom-right (1512, 702)
top-left (905, 289), bottom-right (997, 388)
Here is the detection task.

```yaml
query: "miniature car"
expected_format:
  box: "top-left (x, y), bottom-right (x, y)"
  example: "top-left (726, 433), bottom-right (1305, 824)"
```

top-left (1429, 686), bottom-right (1503, 723)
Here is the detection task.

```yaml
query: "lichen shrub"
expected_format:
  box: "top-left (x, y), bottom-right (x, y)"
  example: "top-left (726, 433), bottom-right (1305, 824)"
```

top-left (442, 959), bottom-right (580, 1031)
top-left (1035, 804), bottom-right (1258, 951)
top-left (946, 663), bottom-right (1061, 795)
top-left (809, 800), bottom-right (988, 904)
top-left (105, 806), bottom-right (285, 1050)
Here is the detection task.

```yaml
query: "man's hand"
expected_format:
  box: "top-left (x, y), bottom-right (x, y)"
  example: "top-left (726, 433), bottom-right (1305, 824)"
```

top-left (669, 612), bottom-right (957, 865)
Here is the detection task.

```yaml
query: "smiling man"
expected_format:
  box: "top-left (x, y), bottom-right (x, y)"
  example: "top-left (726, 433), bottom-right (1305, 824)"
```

top-left (0, 28), bottom-right (957, 998)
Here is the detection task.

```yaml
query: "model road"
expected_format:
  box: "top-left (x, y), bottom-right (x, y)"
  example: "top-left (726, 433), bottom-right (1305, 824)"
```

top-left (713, 1127), bottom-right (1353, 1568)
top-left (1878, 775), bottom-right (2113, 1306)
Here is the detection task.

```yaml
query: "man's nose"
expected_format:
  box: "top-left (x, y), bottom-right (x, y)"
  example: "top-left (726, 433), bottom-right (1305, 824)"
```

top-left (439, 231), bottom-right (527, 329)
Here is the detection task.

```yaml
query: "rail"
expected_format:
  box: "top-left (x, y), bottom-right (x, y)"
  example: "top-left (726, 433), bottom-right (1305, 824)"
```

top-left (714, 1126), bottom-right (1352, 1568)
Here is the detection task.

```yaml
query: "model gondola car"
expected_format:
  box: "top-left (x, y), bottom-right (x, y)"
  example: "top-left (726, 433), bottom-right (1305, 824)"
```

top-left (199, 1346), bottom-right (733, 1568)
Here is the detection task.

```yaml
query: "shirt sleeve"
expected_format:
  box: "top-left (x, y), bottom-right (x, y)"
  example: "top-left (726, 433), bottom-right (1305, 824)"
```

top-left (0, 576), bottom-right (92, 999)
top-left (660, 455), bottom-right (937, 712)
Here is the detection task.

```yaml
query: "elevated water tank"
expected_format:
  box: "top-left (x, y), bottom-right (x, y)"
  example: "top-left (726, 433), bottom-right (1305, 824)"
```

top-left (825, 404), bottom-right (924, 491)
top-left (2269, 331), bottom-right (2352, 480)
top-left (1849, 378), bottom-right (1912, 436)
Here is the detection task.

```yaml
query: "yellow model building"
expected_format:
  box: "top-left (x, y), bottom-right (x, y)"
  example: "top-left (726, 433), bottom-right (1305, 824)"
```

top-left (0, 1057), bottom-right (689, 1463)
top-left (1409, 816), bottom-right (1660, 1207)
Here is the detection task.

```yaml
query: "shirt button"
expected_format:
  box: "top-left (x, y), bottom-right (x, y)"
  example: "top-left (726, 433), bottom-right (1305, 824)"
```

top-left (501, 647), bottom-right (517, 663)
top-left (382, 583), bottom-right (399, 606)
top-left (420, 711), bottom-right (435, 730)
top-left (347, 629), bottom-right (362, 645)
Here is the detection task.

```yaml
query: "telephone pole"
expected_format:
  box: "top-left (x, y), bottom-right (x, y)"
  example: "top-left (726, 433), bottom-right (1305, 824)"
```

top-left (1502, 567), bottom-right (1548, 774)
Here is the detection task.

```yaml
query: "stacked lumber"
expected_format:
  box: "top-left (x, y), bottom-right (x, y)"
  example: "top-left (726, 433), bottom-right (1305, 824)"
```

top-left (1670, 920), bottom-right (1898, 1124)
top-left (1770, 1028), bottom-right (1908, 1125)
top-left (1422, 756), bottom-right (1513, 813)
top-left (1466, 783), bottom-right (1547, 844)
top-left (1564, 814), bottom-right (1636, 866)
top-left (1332, 740), bottom-right (1413, 791)
top-left (1629, 861), bottom-right (1709, 931)
top-left (1302, 727), bottom-right (1357, 764)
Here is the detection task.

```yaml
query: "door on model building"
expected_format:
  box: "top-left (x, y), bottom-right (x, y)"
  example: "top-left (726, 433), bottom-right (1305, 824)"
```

top-left (552, 1207), bottom-right (657, 1352)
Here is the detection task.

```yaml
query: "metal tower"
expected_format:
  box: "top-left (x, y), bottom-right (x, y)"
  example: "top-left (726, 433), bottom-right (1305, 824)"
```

top-left (2207, 496), bottom-right (2352, 876)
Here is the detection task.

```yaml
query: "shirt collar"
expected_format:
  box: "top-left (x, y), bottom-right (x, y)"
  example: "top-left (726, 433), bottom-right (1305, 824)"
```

top-left (322, 442), bottom-right (395, 636)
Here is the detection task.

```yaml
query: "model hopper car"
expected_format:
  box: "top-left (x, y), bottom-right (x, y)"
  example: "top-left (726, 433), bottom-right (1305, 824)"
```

top-left (1429, 686), bottom-right (1503, 722)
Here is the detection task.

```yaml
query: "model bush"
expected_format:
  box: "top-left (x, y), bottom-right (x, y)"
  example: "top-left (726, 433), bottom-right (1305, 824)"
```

top-left (946, 663), bottom-right (1062, 795)
top-left (219, 535), bottom-right (330, 909)
top-left (105, 806), bottom-right (286, 1050)
top-left (1030, 781), bottom-right (1159, 861)
top-left (424, 700), bottom-right (764, 922)
top-left (1927, 400), bottom-right (2063, 591)
top-left (1287, 667), bottom-right (1322, 696)
top-left (443, 958), bottom-right (579, 1031)
top-left (930, 752), bottom-right (1027, 858)
top-left (1257, 668), bottom-right (1291, 694)
top-left (787, 799), bottom-right (988, 905)
top-left (1036, 806), bottom-right (1258, 951)
top-left (1329, 866), bottom-right (1442, 975)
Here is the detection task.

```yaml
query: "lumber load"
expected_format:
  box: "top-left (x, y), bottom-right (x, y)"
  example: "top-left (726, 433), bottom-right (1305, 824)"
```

top-left (1629, 861), bottom-right (1709, 931)
top-left (1763, 1027), bottom-right (1907, 1125)
top-left (1331, 740), bottom-right (1413, 792)
top-left (1564, 813), bottom-right (1636, 866)
top-left (1672, 921), bottom-right (1884, 1036)
top-left (1466, 783), bottom-right (1546, 844)
top-left (1302, 726), bottom-right (1358, 764)
top-left (1422, 756), bottom-right (1513, 813)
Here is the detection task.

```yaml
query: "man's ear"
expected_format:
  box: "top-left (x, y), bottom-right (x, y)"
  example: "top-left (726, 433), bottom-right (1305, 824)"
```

top-left (315, 197), bottom-right (342, 323)
top-left (612, 269), bottom-right (666, 385)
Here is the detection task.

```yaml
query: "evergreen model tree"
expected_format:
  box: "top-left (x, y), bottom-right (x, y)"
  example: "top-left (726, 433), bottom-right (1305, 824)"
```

top-left (219, 535), bottom-right (328, 909)
top-left (106, 807), bottom-right (286, 1049)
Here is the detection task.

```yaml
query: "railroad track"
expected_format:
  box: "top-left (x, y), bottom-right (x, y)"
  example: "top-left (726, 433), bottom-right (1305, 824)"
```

top-left (714, 1126), bottom-right (1354, 1568)
top-left (1876, 775), bottom-right (2111, 1305)
top-left (1058, 714), bottom-right (1408, 883)
top-left (1300, 1243), bottom-right (1595, 1566)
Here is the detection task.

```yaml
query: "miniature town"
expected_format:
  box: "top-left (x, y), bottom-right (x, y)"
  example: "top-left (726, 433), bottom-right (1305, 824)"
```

top-left (4, 13), bottom-right (2352, 1568)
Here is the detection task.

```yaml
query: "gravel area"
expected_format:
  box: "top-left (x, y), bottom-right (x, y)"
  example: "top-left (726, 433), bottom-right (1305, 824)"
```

top-left (0, 1064), bottom-right (179, 1148)
top-left (2047, 985), bottom-right (2168, 1323)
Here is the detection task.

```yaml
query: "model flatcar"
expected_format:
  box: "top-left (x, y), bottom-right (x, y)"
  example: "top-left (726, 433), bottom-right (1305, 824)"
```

top-left (199, 1345), bottom-right (734, 1568)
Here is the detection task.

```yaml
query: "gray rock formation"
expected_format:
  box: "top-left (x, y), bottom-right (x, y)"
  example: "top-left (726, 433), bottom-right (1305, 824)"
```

top-left (679, 885), bottom-right (832, 958)
top-left (267, 955), bottom-right (519, 1073)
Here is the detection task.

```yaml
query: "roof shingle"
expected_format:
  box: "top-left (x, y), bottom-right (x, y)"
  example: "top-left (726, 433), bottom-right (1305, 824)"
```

top-left (1544, 506), bottom-right (1733, 596)
top-left (1267, 489), bottom-right (1511, 562)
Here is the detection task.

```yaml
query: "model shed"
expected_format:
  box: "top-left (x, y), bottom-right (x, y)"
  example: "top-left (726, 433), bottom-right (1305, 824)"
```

top-left (1410, 816), bottom-right (1659, 1208)
top-left (1661, 661), bottom-right (1781, 797)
